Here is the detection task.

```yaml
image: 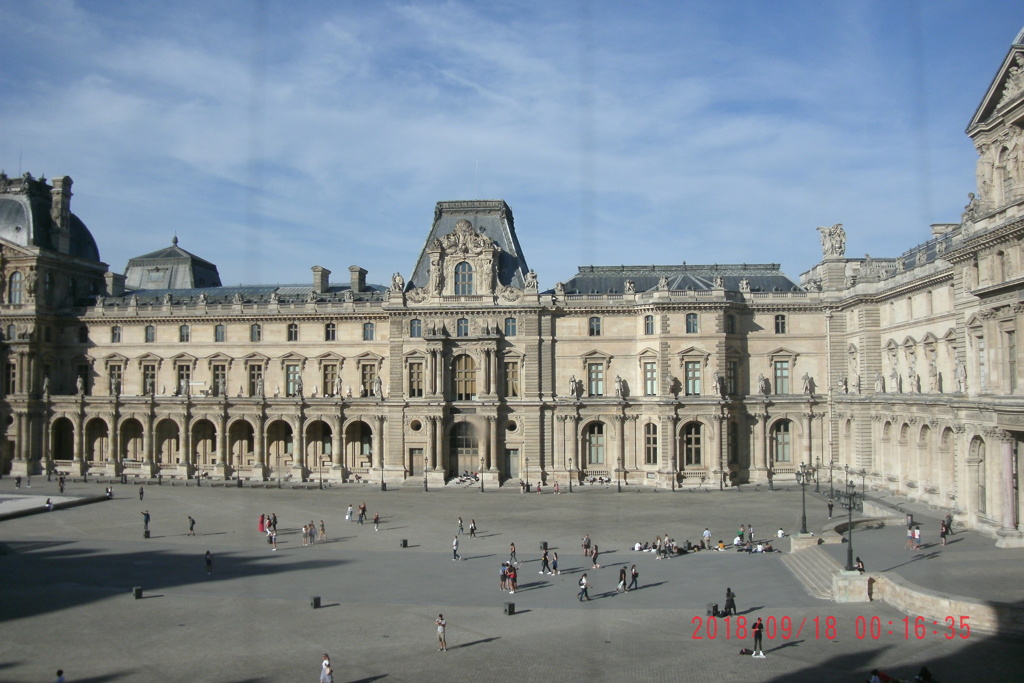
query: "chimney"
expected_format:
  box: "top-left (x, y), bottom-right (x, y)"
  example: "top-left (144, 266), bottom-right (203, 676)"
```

top-left (312, 266), bottom-right (331, 294)
top-left (349, 265), bottom-right (367, 293)
top-left (51, 176), bottom-right (73, 254)
top-left (104, 271), bottom-right (126, 297)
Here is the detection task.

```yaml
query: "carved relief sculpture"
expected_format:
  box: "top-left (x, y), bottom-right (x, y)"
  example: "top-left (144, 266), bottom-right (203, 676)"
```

top-left (817, 224), bottom-right (846, 258)
top-left (955, 358), bottom-right (967, 393)
top-left (524, 269), bottom-right (538, 290)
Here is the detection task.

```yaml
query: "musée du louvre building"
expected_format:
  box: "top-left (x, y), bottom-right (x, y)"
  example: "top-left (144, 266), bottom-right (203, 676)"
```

top-left (3, 34), bottom-right (1024, 546)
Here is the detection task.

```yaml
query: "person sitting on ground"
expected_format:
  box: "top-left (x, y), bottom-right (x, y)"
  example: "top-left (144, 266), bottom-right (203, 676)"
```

top-left (777, 527), bottom-right (785, 538)
top-left (717, 540), bottom-right (725, 551)
top-left (733, 535), bottom-right (742, 547)
top-left (754, 542), bottom-right (764, 553)
top-left (855, 557), bottom-right (865, 574)
top-left (633, 542), bottom-right (642, 551)
top-left (763, 541), bottom-right (773, 552)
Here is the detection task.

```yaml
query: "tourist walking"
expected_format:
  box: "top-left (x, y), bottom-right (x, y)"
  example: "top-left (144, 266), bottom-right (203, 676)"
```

top-left (913, 525), bottom-right (922, 551)
top-left (357, 502), bottom-right (366, 524)
top-left (436, 614), bottom-right (447, 651)
top-left (509, 542), bottom-right (518, 565)
top-left (452, 536), bottom-right (461, 561)
top-left (508, 564), bottom-right (518, 593)
top-left (940, 520), bottom-right (948, 546)
top-left (627, 564), bottom-right (638, 591)
top-left (270, 529), bottom-right (277, 550)
top-left (139, 485), bottom-right (144, 500)
top-left (258, 514), bottom-right (265, 533)
top-left (373, 512), bottom-right (380, 531)
top-left (539, 549), bottom-right (552, 574)
top-left (582, 534), bottom-right (592, 556)
top-left (141, 510), bottom-right (151, 533)
top-left (617, 567), bottom-right (627, 592)
top-left (577, 573), bottom-right (591, 601)
top-left (469, 519), bottom-right (477, 538)
top-left (944, 513), bottom-right (953, 536)
top-left (458, 517), bottom-right (464, 535)
top-left (905, 525), bottom-right (915, 550)
top-left (318, 520), bottom-right (326, 541)
top-left (187, 516), bottom-right (196, 536)
top-left (346, 505), bottom-right (353, 522)
top-left (591, 544), bottom-right (601, 568)
top-left (827, 501), bottom-right (834, 519)
top-left (552, 551), bottom-right (560, 575)
top-left (703, 527), bottom-right (711, 546)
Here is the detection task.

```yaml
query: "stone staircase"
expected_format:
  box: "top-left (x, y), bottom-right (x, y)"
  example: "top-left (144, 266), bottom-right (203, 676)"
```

top-left (782, 545), bottom-right (844, 600)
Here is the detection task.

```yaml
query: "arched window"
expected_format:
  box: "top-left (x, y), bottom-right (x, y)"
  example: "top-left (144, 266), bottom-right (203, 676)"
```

top-left (215, 324), bottom-right (226, 342)
top-left (250, 324), bottom-right (262, 342)
top-left (686, 313), bottom-right (699, 333)
top-left (8, 272), bottom-right (23, 304)
top-left (363, 322), bottom-right (375, 341)
top-left (179, 325), bottom-right (190, 343)
top-left (145, 325), bottom-right (156, 343)
top-left (454, 355), bottom-right (476, 401)
top-left (771, 420), bottom-right (792, 464)
top-left (457, 318), bottom-right (469, 337)
top-left (504, 317), bottom-right (517, 336)
top-left (287, 323), bottom-right (299, 342)
top-left (409, 319), bottom-right (422, 338)
top-left (588, 317), bottom-right (602, 336)
top-left (111, 326), bottom-right (122, 343)
top-left (324, 323), bottom-right (336, 341)
top-left (644, 315), bottom-right (654, 335)
top-left (644, 422), bottom-right (658, 465)
top-left (454, 262), bottom-right (474, 295)
top-left (683, 422), bottom-right (702, 466)
top-left (586, 422), bottom-right (605, 465)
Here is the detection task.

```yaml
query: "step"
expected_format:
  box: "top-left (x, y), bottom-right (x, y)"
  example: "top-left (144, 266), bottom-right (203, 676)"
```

top-left (782, 546), bottom-right (843, 600)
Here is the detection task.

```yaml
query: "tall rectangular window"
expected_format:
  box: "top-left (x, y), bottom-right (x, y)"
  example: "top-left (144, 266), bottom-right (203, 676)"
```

top-left (248, 364), bottom-right (263, 396)
top-left (773, 360), bottom-right (790, 394)
top-left (176, 365), bottom-right (191, 395)
top-left (324, 323), bottom-right (336, 341)
top-left (456, 318), bottom-right (469, 337)
top-left (409, 319), bottom-right (422, 338)
top-left (361, 364), bottom-right (377, 396)
top-left (363, 322), bottom-right (375, 341)
top-left (408, 361), bottom-right (424, 397)
top-left (644, 422), bottom-right (658, 465)
top-left (684, 361), bottom-right (701, 396)
top-left (726, 360), bottom-right (739, 395)
top-left (454, 356), bottom-right (476, 401)
top-left (504, 317), bottom-right (517, 336)
top-left (179, 325), bottom-right (190, 343)
top-left (322, 364), bottom-right (338, 396)
top-left (212, 364), bottom-right (227, 396)
top-left (504, 361), bottom-right (520, 398)
top-left (644, 315), bottom-right (654, 335)
top-left (111, 326), bottom-right (122, 343)
top-left (287, 323), bottom-right (299, 342)
top-left (686, 313), bottom-right (698, 333)
top-left (1007, 330), bottom-right (1017, 393)
top-left (773, 422), bottom-right (792, 463)
top-left (644, 361), bottom-right (657, 396)
top-left (286, 364), bottom-right (301, 396)
top-left (142, 364), bottom-right (157, 395)
top-left (250, 324), bottom-right (262, 342)
top-left (5, 362), bottom-right (16, 394)
top-left (109, 365), bottom-right (123, 395)
top-left (588, 317), bottom-right (601, 336)
top-left (728, 421), bottom-right (739, 464)
top-left (145, 325), bottom-right (155, 343)
top-left (774, 314), bottom-right (787, 334)
top-left (978, 336), bottom-right (986, 391)
top-left (215, 324), bottom-right (226, 342)
top-left (587, 362), bottom-right (604, 397)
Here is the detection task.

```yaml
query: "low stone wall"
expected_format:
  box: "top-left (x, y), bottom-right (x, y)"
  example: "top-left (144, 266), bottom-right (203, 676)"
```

top-left (869, 572), bottom-right (1024, 636)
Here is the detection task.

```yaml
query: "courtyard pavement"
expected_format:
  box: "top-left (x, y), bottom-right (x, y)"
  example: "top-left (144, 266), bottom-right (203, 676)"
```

top-left (0, 476), bottom-right (1021, 682)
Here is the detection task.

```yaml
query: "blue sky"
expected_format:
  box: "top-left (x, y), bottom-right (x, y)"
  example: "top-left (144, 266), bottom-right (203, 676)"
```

top-left (1, 1), bottom-right (1022, 289)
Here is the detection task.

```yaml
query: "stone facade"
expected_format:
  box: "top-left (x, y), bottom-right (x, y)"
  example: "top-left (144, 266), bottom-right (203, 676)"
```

top-left (1, 32), bottom-right (1023, 545)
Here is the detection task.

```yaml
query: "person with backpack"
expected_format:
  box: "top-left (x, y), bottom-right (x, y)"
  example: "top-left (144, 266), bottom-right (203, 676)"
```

top-left (577, 573), bottom-right (590, 601)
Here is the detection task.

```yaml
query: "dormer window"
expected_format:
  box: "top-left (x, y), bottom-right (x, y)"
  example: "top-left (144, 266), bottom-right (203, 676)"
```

top-left (454, 262), bottom-right (474, 295)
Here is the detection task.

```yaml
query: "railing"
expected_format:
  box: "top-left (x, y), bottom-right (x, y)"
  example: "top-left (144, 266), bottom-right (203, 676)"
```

top-left (678, 469), bottom-right (710, 482)
top-left (122, 461), bottom-right (144, 470)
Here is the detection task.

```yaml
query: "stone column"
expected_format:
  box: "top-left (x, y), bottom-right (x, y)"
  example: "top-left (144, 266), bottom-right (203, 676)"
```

top-left (571, 415), bottom-right (580, 474)
top-left (804, 411), bottom-right (814, 467)
top-left (254, 415), bottom-right (265, 468)
top-left (487, 416), bottom-right (497, 470)
top-left (490, 348), bottom-right (499, 396)
top-left (374, 415), bottom-right (384, 470)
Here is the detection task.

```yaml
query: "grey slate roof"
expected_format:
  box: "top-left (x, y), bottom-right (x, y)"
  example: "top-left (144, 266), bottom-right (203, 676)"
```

top-left (105, 282), bottom-right (387, 306)
top-left (124, 237), bottom-right (222, 290)
top-left (553, 264), bottom-right (803, 295)
top-left (0, 176), bottom-right (100, 262)
top-left (407, 200), bottom-right (530, 291)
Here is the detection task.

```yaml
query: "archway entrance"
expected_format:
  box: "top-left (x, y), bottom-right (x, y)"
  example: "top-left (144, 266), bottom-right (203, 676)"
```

top-left (449, 422), bottom-right (478, 478)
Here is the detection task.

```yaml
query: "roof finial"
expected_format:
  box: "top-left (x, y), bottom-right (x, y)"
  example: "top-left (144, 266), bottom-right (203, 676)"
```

top-left (172, 234), bottom-right (178, 246)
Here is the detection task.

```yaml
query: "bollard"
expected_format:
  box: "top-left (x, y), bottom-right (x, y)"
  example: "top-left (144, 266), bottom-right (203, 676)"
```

top-left (400, 539), bottom-right (408, 548)
top-left (503, 602), bottom-right (515, 615)
top-left (311, 596), bottom-right (321, 609)
top-left (539, 541), bottom-right (548, 551)
top-left (133, 587), bottom-right (143, 600)
top-left (381, 482), bottom-right (387, 492)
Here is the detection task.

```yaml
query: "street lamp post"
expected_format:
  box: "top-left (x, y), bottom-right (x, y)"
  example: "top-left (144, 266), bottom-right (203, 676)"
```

top-left (480, 456), bottom-right (485, 492)
top-left (840, 479), bottom-right (863, 572)
top-left (277, 453), bottom-right (281, 489)
top-left (319, 458), bottom-right (323, 490)
top-left (828, 460), bottom-right (834, 499)
top-left (568, 457), bottom-right (573, 493)
top-left (616, 456), bottom-right (622, 493)
top-left (526, 457), bottom-right (530, 490)
top-left (424, 455), bottom-right (429, 491)
top-left (768, 464), bottom-right (774, 491)
top-left (859, 468), bottom-right (867, 498)
top-left (814, 456), bottom-right (821, 494)
top-left (796, 463), bottom-right (809, 534)
top-left (380, 452), bottom-right (385, 491)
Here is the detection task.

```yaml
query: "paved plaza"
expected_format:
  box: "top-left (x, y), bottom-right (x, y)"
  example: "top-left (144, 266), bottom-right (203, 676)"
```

top-left (1, 478), bottom-right (1022, 682)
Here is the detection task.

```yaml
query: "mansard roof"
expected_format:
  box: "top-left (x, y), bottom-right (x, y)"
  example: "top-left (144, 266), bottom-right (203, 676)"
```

top-left (124, 236), bottom-right (222, 290)
top-left (104, 282), bottom-right (387, 306)
top-left (556, 263), bottom-right (802, 295)
top-left (407, 200), bottom-right (530, 290)
top-left (0, 173), bottom-right (100, 262)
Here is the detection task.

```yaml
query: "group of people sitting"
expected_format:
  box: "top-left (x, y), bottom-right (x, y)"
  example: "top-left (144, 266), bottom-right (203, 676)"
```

top-left (456, 471), bottom-right (479, 484)
top-left (631, 534), bottom-right (679, 558)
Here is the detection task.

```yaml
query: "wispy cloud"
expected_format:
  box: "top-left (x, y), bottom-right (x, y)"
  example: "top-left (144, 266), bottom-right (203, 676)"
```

top-left (0, 1), bottom-right (1021, 286)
